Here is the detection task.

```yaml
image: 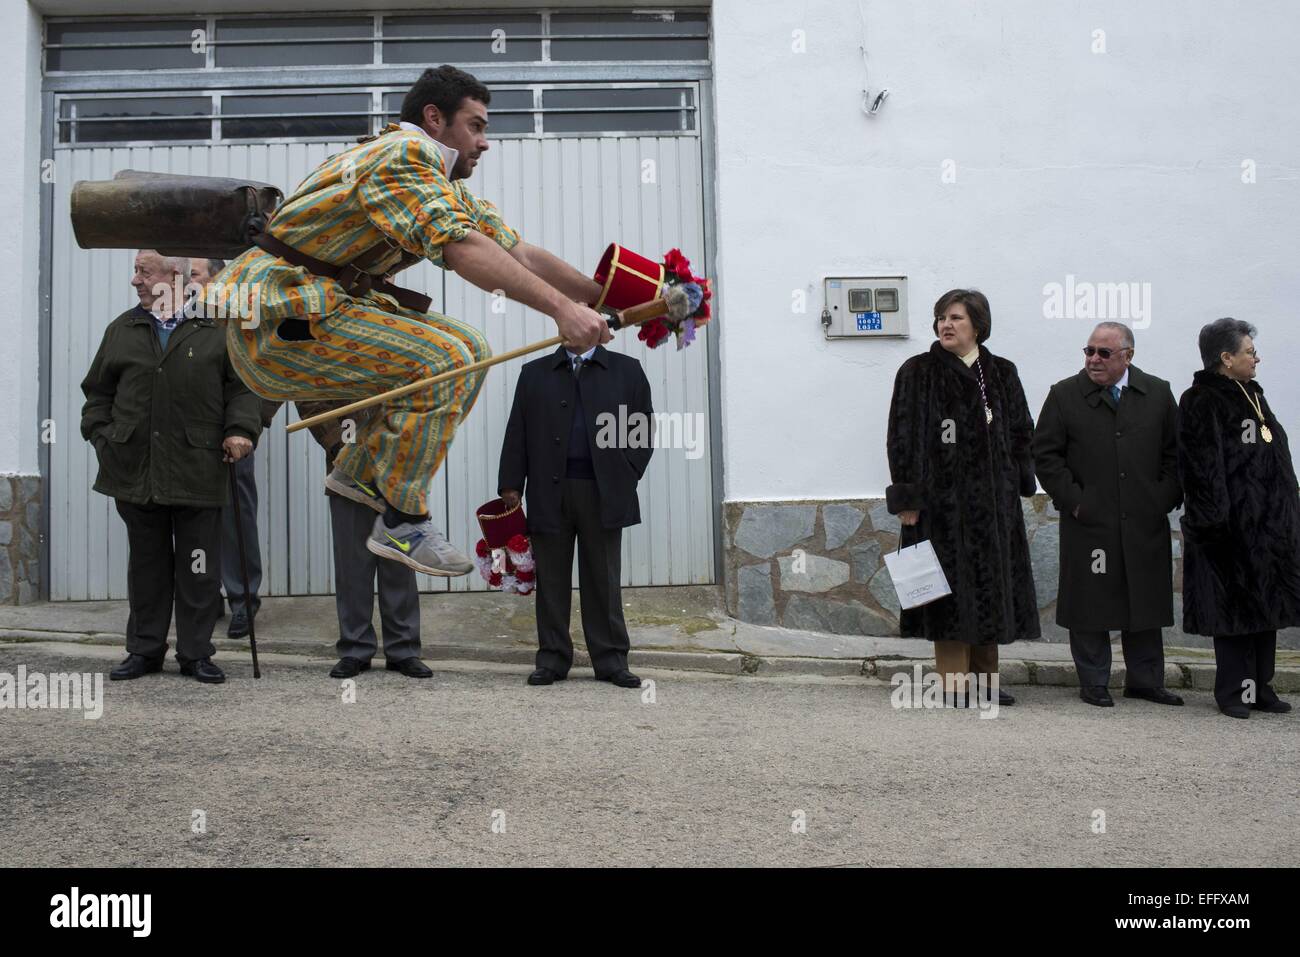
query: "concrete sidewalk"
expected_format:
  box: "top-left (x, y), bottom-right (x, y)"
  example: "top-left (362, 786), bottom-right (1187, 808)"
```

top-left (2, 585), bottom-right (1297, 691)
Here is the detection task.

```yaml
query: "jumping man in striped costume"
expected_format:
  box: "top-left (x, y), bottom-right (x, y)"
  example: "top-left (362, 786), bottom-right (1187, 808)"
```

top-left (222, 65), bottom-right (611, 577)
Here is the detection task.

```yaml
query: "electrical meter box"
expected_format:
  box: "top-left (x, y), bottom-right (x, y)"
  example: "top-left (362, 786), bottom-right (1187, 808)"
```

top-left (823, 276), bottom-right (909, 338)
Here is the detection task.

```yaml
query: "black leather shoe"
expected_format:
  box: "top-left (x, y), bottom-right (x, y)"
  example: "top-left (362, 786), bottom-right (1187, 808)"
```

top-left (998, 688), bottom-right (1015, 706)
top-left (109, 653), bottom-right (164, 681)
top-left (1124, 686), bottom-right (1184, 706)
top-left (227, 607), bottom-right (253, 639)
top-left (527, 667), bottom-right (565, 686)
top-left (598, 668), bottom-right (642, 688)
top-left (386, 657), bottom-right (432, 678)
top-left (1252, 698), bottom-right (1292, 714)
top-left (330, 656), bottom-right (371, 679)
top-left (1220, 704), bottom-right (1250, 719)
top-left (179, 658), bottom-right (226, 684)
top-left (1080, 685), bottom-right (1114, 707)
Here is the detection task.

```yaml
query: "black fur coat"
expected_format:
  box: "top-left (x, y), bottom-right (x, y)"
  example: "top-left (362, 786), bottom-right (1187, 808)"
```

top-left (886, 342), bottom-right (1041, 645)
top-left (1177, 370), bottom-right (1300, 636)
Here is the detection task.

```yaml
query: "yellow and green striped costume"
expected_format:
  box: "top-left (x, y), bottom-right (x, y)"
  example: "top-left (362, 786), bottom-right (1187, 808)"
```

top-left (222, 123), bottom-right (519, 515)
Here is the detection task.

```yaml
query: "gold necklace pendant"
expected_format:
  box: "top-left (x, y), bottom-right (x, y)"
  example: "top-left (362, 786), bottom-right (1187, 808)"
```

top-left (1234, 380), bottom-right (1272, 443)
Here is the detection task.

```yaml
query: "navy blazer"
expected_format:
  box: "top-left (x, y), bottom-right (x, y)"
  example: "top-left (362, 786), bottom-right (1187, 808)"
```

top-left (498, 345), bottom-right (654, 532)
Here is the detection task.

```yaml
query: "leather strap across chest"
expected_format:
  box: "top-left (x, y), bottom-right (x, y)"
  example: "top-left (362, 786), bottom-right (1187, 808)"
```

top-left (252, 231), bottom-right (431, 313)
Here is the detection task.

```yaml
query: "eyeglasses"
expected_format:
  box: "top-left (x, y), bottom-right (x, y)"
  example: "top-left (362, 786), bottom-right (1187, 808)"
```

top-left (1083, 346), bottom-right (1131, 359)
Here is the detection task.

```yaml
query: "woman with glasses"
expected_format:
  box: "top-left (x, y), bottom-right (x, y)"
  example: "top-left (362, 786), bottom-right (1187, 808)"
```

top-left (1178, 318), bottom-right (1298, 719)
top-left (885, 289), bottom-right (1040, 706)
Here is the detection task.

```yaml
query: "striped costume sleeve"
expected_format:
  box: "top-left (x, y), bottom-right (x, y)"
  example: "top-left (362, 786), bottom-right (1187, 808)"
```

top-left (356, 135), bottom-right (477, 268)
top-left (462, 189), bottom-right (521, 252)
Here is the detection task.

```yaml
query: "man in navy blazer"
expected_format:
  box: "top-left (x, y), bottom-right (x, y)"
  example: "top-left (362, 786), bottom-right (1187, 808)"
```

top-left (499, 343), bottom-right (654, 688)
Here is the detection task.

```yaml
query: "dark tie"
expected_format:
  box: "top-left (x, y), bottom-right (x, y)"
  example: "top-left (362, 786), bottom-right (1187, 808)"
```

top-left (572, 356), bottom-right (584, 378)
top-left (1110, 384), bottom-right (1122, 404)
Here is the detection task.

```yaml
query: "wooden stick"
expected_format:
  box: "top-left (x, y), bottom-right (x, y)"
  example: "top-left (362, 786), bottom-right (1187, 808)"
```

top-left (285, 296), bottom-right (672, 435)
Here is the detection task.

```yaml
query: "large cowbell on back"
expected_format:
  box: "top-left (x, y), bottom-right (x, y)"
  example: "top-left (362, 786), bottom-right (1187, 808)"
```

top-left (70, 169), bottom-right (283, 260)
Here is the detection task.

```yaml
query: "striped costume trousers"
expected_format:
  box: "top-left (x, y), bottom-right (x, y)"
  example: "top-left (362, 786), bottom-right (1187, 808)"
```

top-left (228, 290), bottom-right (489, 516)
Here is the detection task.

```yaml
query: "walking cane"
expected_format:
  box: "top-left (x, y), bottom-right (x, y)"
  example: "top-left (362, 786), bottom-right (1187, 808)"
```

top-left (227, 458), bottom-right (262, 679)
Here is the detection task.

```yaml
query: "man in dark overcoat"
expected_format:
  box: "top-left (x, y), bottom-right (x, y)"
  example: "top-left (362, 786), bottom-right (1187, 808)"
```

top-left (1032, 322), bottom-right (1184, 707)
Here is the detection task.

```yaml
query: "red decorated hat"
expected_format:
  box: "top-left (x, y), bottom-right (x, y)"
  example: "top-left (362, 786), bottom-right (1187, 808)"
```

top-left (593, 243), bottom-right (665, 311)
top-left (476, 498), bottom-right (527, 548)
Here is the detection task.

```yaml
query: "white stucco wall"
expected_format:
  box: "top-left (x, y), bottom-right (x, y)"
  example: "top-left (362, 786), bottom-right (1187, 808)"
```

top-left (711, 0), bottom-right (1300, 502)
top-left (0, 1), bottom-right (43, 477)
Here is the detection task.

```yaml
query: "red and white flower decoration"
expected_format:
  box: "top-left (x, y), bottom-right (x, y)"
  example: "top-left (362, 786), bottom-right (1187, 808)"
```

top-left (638, 247), bottom-right (712, 351)
top-left (474, 533), bottom-right (535, 596)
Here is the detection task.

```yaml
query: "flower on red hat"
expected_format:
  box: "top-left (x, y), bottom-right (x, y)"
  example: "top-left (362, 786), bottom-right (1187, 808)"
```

top-left (488, 571), bottom-right (503, 588)
top-left (638, 318), bottom-right (671, 349)
top-left (663, 248), bottom-right (693, 282)
top-left (475, 539), bottom-right (490, 558)
top-left (507, 533), bottom-right (529, 554)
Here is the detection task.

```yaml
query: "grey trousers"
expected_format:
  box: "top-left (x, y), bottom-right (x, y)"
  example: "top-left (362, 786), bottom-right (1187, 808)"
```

top-left (1069, 628), bottom-right (1165, 689)
top-left (220, 451), bottom-right (262, 616)
top-left (329, 493), bottom-right (420, 661)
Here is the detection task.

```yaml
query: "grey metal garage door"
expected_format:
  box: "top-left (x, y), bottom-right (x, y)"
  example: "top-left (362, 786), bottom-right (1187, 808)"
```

top-left (43, 14), bottom-right (716, 599)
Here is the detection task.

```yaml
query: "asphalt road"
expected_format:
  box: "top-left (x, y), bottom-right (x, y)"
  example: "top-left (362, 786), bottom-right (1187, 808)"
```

top-left (1, 643), bottom-right (1296, 867)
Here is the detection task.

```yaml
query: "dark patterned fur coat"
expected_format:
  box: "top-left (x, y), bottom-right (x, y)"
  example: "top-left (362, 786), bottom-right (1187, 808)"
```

top-left (886, 342), bottom-right (1041, 645)
top-left (1177, 370), bottom-right (1300, 636)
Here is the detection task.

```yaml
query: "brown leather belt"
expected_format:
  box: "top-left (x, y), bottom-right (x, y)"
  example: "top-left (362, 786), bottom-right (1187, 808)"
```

top-left (252, 231), bottom-right (432, 313)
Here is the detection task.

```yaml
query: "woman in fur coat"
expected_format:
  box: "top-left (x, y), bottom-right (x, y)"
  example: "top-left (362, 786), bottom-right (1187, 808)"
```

top-left (1178, 318), bottom-right (1298, 719)
top-left (885, 289), bottom-right (1041, 706)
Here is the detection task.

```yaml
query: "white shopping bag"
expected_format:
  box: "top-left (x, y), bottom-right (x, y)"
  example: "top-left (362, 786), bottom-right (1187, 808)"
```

top-left (883, 539), bottom-right (952, 610)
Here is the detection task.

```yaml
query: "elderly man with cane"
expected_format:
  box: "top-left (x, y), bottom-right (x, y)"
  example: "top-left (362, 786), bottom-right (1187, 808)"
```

top-left (81, 250), bottom-right (262, 684)
top-left (1033, 322), bottom-right (1185, 707)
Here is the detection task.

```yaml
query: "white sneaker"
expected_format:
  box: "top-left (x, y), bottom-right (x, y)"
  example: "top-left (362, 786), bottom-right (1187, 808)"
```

top-left (324, 468), bottom-right (385, 513)
top-left (365, 515), bottom-right (474, 577)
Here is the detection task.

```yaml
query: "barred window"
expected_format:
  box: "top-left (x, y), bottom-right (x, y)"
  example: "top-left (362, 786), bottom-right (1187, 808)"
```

top-left (45, 20), bottom-right (206, 72)
top-left (383, 15), bottom-right (542, 64)
top-left (214, 18), bottom-right (374, 68)
top-left (57, 96), bottom-right (211, 144)
top-left (57, 85), bottom-right (698, 145)
top-left (44, 10), bottom-right (710, 73)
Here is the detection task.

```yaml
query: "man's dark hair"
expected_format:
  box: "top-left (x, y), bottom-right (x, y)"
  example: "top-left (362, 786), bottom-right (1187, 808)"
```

top-left (1198, 317), bottom-right (1257, 371)
top-left (207, 258), bottom-right (226, 276)
top-left (400, 65), bottom-right (491, 126)
top-left (932, 288), bottom-right (992, 344)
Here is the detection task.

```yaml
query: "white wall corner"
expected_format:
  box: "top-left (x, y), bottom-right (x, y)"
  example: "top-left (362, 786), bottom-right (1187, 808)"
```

top-left (0, 2), bottom-right (44, 476)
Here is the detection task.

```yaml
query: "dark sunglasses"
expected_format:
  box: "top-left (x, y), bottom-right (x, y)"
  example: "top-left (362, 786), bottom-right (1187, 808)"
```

top-left (1083, 346), bottom-right (1130, 359)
